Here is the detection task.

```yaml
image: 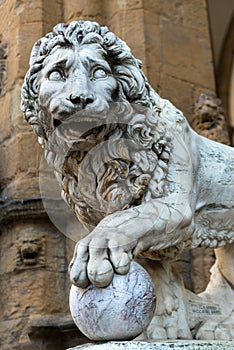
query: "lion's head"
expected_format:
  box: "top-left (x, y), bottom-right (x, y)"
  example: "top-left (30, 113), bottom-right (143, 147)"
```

top-left (21, 20), bottom-right (157, 141)
top-left (21, 20), bottom-right (186, 230)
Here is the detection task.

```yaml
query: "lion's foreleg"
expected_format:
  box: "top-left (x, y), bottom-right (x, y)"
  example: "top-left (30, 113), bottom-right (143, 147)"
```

top-left (69, 198), bottom-right (194, 288)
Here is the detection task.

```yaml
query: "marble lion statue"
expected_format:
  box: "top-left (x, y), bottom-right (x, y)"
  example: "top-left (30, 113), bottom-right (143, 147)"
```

top-left (21, 20), bottom-right (234, 340)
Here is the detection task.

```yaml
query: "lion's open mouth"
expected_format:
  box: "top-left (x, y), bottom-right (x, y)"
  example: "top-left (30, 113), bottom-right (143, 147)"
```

top-left (78, 120), bottom-right (103, 137)
top-left (21, 248), bottom-right (38, 265)
top-left (53, 117), bottom-right (103, 135)
top-left (52, 116), bottom-right (116, 153)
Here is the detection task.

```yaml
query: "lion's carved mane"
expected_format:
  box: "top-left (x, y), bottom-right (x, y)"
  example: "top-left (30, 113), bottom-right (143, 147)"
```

top-left (21, 20), bottom-right (185, 231)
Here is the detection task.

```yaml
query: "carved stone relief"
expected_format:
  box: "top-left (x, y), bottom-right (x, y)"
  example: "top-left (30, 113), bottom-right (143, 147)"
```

top-left (21, 20), bottom-right (234, 341)
top-left (15, 232), bottom-right (46, 269)
top-left (192, 93), bottom-right (231, 145)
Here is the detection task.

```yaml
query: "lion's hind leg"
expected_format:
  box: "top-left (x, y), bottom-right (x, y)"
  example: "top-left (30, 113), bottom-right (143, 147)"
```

top-left (196, 249), bottom-right (234, 340)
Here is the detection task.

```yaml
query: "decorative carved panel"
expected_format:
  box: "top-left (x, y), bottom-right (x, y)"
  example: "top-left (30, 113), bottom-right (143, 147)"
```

top-left (15, 232), bottom-right (46, 269)
top-left (192, 93), bottom-right (231, 145)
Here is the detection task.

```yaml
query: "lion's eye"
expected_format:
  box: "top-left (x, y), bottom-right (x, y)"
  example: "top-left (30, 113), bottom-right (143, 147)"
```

top-left (48, 70), bottom-right (64, 81)
top-left (92, 67), bottom-right (108, 79)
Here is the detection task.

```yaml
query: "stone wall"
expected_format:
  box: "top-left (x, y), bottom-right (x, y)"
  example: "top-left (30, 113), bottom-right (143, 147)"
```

top-left (61, 0), bottom-right (215, 121)
top-left (0, 0), bottom-right (216, 348)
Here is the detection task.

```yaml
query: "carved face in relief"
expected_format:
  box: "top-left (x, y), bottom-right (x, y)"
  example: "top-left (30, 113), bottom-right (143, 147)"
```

top-left (16, 233), bottom-right (45, 268)
top-left (37, 44), bottom-right (118, 134)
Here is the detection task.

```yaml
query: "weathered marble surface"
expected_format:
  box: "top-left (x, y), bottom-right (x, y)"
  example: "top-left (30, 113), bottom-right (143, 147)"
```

top-left (67, 341), bottom-right (234, 350)
top-left (189, 93), bottom-right (231, 294)
top-left (21, 20), bottom-right (234, 340)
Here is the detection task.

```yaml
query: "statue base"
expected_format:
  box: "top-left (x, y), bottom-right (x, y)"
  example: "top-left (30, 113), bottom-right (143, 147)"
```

top-left (67, 341), bottom-right (234, 350)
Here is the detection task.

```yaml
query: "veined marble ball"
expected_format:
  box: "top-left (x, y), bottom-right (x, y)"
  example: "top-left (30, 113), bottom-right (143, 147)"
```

top-left (69, 261), bottom-right (156, 341)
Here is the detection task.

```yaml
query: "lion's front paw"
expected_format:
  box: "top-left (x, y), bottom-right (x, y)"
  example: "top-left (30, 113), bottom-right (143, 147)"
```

top-left (69, 231), bottom-right (133, 288)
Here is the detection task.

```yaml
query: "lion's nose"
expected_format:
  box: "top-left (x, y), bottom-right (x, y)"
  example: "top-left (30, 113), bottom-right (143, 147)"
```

top-left (69, 93), bottom-right (94, 108)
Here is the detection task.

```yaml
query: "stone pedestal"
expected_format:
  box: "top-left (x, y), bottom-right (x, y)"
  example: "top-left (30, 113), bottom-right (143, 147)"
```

top-left (67, 341), bottom-right (234, 350)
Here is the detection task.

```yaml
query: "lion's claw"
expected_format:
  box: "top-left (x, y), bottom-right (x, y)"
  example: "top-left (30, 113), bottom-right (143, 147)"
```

top-left (69, 230), bottom-right (134, 288)
top-left (87, 258), bottom-right (114, 287)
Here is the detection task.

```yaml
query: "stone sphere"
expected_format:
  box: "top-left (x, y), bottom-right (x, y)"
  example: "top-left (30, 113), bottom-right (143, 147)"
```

top-left (69, 261), bottom-right (156, 341)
